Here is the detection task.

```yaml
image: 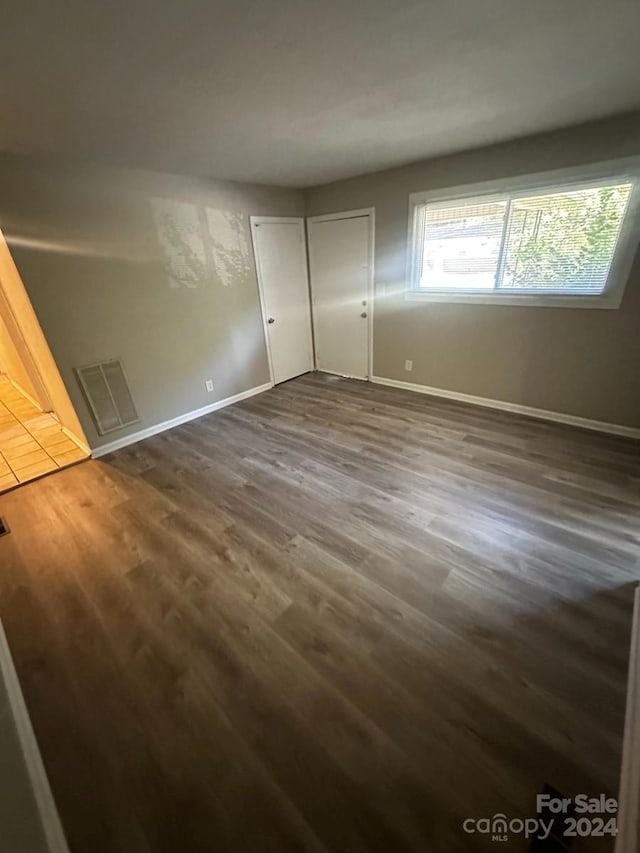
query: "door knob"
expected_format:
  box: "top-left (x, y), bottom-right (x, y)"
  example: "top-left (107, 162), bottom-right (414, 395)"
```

top-left (360, 312), bottom-right (367, 318)
top-left (267, 317), bottom-right (275, 324)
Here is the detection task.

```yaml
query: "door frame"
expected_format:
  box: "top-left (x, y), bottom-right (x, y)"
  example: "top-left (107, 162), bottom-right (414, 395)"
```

top-left (306, 208), bottom-right (375, 380)
top-left (249, 215), bottom-right (313, 387)
top-left (0, 282), bottom-right (52, 412)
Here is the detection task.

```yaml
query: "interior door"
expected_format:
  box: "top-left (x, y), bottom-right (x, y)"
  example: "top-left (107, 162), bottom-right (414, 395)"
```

top-left (251, 217), bottom-right (314, 385)
top-left (308, 212), bottom-right (372, 379)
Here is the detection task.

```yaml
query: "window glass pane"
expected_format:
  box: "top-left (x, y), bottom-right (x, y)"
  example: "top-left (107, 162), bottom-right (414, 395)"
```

top-left (499, 184), bottom-right (632, 293)
top-left (420, 199), bottom-right (506, 290)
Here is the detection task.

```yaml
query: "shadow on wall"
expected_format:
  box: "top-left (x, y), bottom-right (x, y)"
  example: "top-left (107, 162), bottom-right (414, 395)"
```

top-left (2, 198), bottom-right (270, 449)
top-left (151, 199), bottom-right (253, 290)
top-left (0, 154), bottom-right (305, 451)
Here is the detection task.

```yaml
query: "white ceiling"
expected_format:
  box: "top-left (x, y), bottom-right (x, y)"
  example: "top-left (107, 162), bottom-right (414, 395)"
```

top-left (2, 0), bottom-right (640, 187)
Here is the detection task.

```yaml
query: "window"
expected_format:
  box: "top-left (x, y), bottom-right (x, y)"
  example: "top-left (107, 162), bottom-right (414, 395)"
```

top-left (408, 170), bottom-right (639, 308)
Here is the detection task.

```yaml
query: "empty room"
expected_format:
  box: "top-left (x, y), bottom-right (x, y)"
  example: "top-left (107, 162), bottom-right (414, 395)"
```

top-left (0, 2), bottom-right (639, 852)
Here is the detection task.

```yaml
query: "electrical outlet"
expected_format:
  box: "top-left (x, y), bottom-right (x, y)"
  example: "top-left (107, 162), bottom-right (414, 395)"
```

top-left (404, 360), bottom-right (413, 372)
top-left (205, 380), bottom-right (214, 392)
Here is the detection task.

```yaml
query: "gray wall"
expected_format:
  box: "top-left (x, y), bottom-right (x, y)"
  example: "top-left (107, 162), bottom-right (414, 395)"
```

top-left (1, 112), bottom-right (639, 442)
top-left (0, 154), bottom-right (303, 450)
top-left (305, 112), bottom-right (640, 428)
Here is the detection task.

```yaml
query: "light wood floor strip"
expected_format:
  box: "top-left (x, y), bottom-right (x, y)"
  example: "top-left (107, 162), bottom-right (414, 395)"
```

top-left (0, 377), bottom-right (88, 492)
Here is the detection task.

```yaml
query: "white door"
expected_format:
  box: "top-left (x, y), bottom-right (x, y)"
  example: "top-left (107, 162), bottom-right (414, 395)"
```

top-left (308, 211), bottom-right (373, 379)
top-left (251, 217), bottom-right (314, 385)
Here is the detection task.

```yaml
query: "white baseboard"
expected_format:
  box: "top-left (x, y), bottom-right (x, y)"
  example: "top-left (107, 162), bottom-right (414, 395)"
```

top-left (0, 619), bottom-right (70, 853)
top-left (615, 584), bottom-right (640, 853)
top-left (369, 375), bottom-right (640, 439)
top-left (91, 381), bottom-right (273, 458)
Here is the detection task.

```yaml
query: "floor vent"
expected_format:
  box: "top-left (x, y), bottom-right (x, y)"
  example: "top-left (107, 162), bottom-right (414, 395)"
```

top-left (75, 359), bottom-right (140, 436)
top-left (0, 517), bottom-right (9, 537)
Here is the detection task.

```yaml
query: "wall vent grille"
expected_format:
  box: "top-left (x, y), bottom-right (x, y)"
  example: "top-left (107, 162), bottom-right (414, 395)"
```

top-left (75, 359), bottom-right (139, 436)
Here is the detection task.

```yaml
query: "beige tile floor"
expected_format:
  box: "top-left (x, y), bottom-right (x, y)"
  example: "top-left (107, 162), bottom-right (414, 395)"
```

top-left (0, 376), bottom-right (88, 493)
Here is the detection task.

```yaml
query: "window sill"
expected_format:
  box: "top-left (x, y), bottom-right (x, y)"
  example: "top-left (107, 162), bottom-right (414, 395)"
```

top-left (404, 289), bottom-right (622, 309)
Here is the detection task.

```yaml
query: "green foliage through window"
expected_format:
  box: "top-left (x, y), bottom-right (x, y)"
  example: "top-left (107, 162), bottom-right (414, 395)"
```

top-left (501, 185), bottom-right (632, 291)
top-left (417, 180), bottom-right (633, 295)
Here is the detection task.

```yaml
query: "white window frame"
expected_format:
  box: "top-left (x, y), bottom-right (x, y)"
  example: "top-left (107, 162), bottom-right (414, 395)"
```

top-left (406, 159), bottom-right (640, 309)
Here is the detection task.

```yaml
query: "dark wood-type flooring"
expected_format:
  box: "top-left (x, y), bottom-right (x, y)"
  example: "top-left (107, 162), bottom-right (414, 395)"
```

top-left (0, 373), bottom-right (638, 852)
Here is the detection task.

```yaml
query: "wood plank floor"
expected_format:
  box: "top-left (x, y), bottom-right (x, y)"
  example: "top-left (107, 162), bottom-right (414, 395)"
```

top-left (0, 372), bottom-right (638, 852)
